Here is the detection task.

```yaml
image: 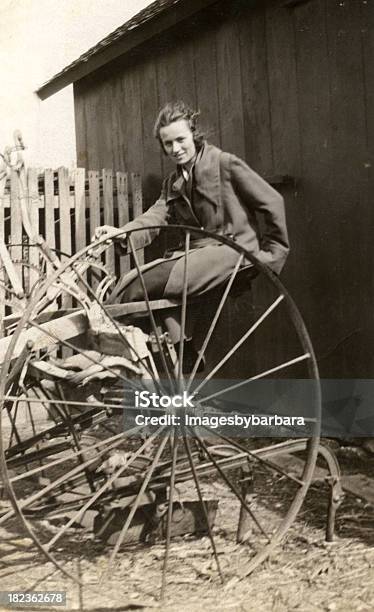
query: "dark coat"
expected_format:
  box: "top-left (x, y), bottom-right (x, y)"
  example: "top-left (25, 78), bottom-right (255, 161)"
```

top-left (116, 143), bottom-right (289, 298)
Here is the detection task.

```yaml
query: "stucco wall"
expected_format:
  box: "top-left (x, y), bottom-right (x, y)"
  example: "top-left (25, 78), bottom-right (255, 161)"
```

top-left (0, 0), bottom-right (152, 167)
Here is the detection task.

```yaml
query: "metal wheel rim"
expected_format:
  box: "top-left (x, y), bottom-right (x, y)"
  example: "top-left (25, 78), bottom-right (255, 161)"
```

top-left (0, 225), bottom-right (321, 593)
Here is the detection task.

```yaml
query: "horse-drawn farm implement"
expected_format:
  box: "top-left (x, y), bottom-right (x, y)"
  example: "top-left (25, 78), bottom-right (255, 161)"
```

top-left (0, 133), bottom-right (343, 597)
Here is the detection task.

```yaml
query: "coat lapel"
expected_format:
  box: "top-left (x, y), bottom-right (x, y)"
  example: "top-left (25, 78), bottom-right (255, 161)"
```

top-left (165, 144), bottom-right (222, 208)
top-left (166, 171), bottom-right (199, 223)
top-left (166, 172), bottom-right (186, 203)
top-left (193, 144), bottom-right (222, 208)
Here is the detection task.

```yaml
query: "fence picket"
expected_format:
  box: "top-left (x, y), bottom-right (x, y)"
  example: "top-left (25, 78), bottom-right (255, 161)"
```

top-left (103, 169), bottom-right (115, 275)
top-left (73, 168), bottom-right (87, 294)
top-left (58, 167), bottom-right (72, 320)
top-left (74, 168), bottom-right (86, 254)
top-left (44, 169), bottom-right (55, 252)
top-left (58, 167), bottom-right (72, 260)
top-left (130, 173), bottom-right (144, 265)
top-left (116, 172), bottom-right (130, 275)
top-left (0, 165), bottom-right (143, 317)
top-left (88, 171), bottom-right (100, 242)
top-left (10, 169), bottom-right (22, 262)
top-left (27, 168), bottom-right (40, 293)
top-left (88, 170), bottom-right (100, 291)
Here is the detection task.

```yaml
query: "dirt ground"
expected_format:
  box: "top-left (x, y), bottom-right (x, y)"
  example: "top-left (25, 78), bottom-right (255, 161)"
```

top-left (0, 444), bottom-right (373, 612)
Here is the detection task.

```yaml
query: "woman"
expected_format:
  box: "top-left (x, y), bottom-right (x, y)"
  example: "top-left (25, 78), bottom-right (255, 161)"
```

top-left (94, 101), bottom-right (289, 358)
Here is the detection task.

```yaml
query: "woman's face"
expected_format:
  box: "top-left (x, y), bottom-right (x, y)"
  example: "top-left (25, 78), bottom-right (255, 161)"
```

top-left (159, 119), bottom-right (196, 166)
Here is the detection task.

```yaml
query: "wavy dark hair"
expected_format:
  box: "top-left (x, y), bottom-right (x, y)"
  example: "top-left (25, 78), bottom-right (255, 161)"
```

top-left (153, 101), bottom-right (205, 152)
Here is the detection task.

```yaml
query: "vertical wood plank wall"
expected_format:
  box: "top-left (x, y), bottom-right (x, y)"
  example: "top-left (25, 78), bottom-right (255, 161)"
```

top-left (73, 0), bottom-right (374, 378)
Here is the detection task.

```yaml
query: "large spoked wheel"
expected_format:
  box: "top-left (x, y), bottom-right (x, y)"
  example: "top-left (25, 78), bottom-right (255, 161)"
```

top-left (0, 226), bottom-right (321, 597)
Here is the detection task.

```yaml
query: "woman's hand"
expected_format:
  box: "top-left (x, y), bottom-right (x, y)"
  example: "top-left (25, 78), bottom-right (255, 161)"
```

top-left (92, 225), bottom-right (121, 242)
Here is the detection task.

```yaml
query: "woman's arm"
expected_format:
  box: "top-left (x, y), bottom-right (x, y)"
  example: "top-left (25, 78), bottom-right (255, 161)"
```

top-left (118, 194), bottom-right (170, 251)
top-left (230, 155), bottom-right (289, 274)
top-left (93, 185), bottom-right (170, 251)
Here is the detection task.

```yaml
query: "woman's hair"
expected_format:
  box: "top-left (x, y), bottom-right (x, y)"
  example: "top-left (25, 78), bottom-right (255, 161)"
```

top-left (153, 101), bottom-right (205, 150)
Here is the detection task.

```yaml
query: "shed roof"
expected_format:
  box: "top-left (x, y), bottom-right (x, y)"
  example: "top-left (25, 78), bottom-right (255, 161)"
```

top-left (36, 0), bottom-right (219, 100)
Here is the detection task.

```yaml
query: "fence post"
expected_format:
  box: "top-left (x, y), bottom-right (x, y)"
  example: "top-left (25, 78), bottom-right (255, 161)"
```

top-left (116, 171), bottom-right (130, 275)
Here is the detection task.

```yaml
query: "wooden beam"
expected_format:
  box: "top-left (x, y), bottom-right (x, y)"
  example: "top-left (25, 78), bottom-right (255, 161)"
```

top-left (36, 0), bottom-right (220, 100)
top-left (0, 310), bottom-right (87, 364)
top-left (105, 299), bottom-right (181, 317)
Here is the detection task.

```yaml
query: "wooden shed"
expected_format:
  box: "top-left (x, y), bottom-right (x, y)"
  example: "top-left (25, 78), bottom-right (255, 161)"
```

top-left (37, 0), bottom-right (374, 379)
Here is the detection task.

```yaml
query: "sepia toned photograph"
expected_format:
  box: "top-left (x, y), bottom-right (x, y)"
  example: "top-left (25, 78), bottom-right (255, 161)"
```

top-left (0, 0), bottom-right (373, 610)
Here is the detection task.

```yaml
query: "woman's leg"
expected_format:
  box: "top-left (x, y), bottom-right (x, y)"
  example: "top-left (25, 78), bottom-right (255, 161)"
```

top-left (109, 246), bottom-right (242, 351)
top-left (163, 245), bottom-right (243, 297)
top-left (111, 260), bottom-right (186, 344)
top-left (118, 260), bottom-right (176, 302)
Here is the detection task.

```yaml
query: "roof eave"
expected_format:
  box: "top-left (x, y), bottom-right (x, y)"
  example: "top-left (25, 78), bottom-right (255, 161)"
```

top-left (36, 0), bottom-right (219, 100)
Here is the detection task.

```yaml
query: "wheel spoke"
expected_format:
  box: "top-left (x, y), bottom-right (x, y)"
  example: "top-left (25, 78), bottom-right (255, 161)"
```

top-left (31, 384), bottom-right (60, 421)
top-left (4, 401), bottom-right (105, 459)
top-left (161, 429), bottom-right (179, 599)
top-left (191, 428), bottom-right (270, 541)
top-left (55, 383), bottom-right (97, 493)
top-left (200, 353), bottom-right (311, 403)
top-left (128, 234), bottom-right (174, 388)
top-left (9, 426), bottom-right (141, 484)
top-left (186, 254), bottom-right (244, 389)
top-left (25, 395), bottom-right (44, 473)
top-left (182, 430), bottom-right (224, 584)
top-left (0, 424), bottom-right (146, 524)
top-left (46, 426), bottom-right (164, 550)
top-left (193, 294), bottom-right (285, 395)
top-left (3, 392), bottom-right (152, 463)
top-left (150, 450), bottom-right (251, 486)
top-left (199, 425), bottom-right (305, 486)
top-left (5, 397), bottom-right (22, 449)
top-left (177, 231), bottom-right (190, 390)
top-left (6, 341), bottom-right (33, 393)
top-left (2, 394), bottom-right (163, 414)
top-left (101, 430), bottom-right (169, 583)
